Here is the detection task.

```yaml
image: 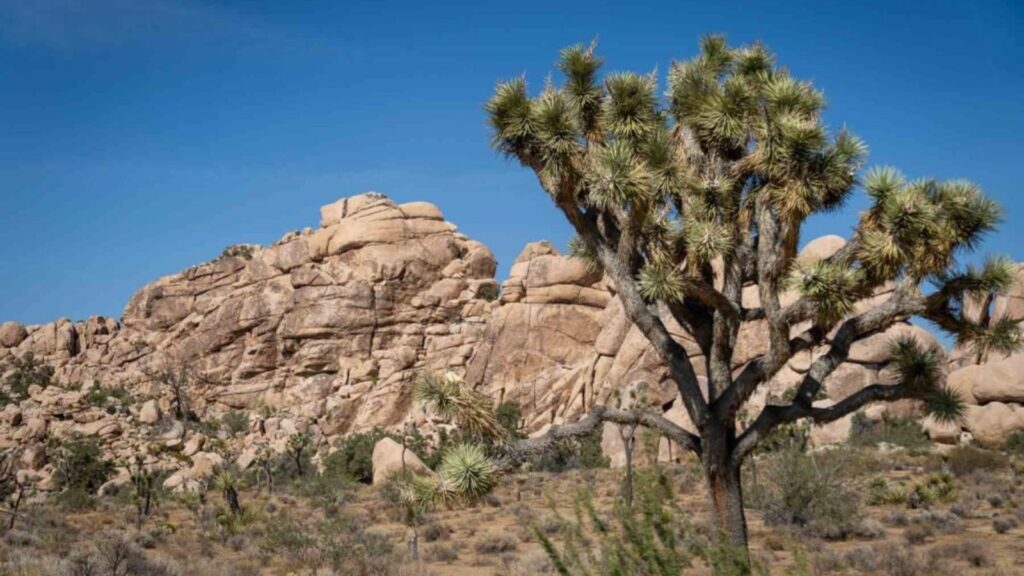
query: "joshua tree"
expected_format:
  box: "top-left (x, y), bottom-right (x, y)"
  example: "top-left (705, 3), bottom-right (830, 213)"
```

top-left (127, 454), bottom-right (158, 530)
top-left (253, 444), bottom-right (275, 496)
top-left (286, 432), bottom-right (310, 477)
top-left (0, 450), bottom-right (26, 531)
top-left (485, 36), bottom-right (1020, 558)
top-left (213, 469), bottom-right (243, 516)
top-left (147, 363), bottom-right (200, 423)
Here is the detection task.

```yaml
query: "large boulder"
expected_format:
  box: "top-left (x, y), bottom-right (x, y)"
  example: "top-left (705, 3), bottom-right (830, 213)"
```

top-left (958, 353), bottom-right (1024, 404)
top-left (371, 437), bottom-right (429, 484)
top-left (0, 322), bottom-right (28, 348)
top-left (963, 403), bottom-right (1024, 448)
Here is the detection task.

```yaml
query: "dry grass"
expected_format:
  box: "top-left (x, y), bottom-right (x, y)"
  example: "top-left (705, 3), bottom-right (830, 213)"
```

top-left (2, 448), bottom-right (1024, 575)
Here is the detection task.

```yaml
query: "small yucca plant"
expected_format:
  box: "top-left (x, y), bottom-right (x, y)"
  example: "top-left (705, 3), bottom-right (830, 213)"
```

top-left (416, 372), bottom-right (507, 442)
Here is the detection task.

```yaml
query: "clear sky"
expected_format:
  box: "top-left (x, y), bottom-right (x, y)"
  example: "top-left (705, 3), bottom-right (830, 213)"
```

top-left (1, 0), bottom-right (1021, 326)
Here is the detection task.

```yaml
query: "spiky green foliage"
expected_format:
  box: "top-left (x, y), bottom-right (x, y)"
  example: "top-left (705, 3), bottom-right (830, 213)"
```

top-left (2, 353), bottom-right (54, 402)
top-left (793, 261), bottom-right (864, 325)
top-left (638, 262), bottom-right (684, 302)
top-left (487, 35), bottom-right (1020, 554)
top-left (394, 442), bottom-right (497, 515)
top-left (887, 336), bottom-right (964, 423)
top-left (438, 443), bottom-right (496, 500)
top-left (416, 372), bottom-right (506, 441)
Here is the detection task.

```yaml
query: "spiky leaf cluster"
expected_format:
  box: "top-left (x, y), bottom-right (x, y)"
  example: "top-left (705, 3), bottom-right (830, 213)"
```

top-left (793, 260), bottom-right (864, 326)
top-left (486, 35), bottom-right (868, 305)
top-left (397, 443), bottom-right (497, 512)
top-left (859, 170), bottom-right (1002, 281)
top-left (416, 372), bottom-right (506, 441)
top-left (888, 336), bottom-right (964, 423)
top-left (931, 256), bottom-right (1022, 361)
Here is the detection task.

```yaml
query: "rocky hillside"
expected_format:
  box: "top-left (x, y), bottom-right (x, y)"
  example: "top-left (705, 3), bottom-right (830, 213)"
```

top-left (2, 193), bottom-right (1023, 491)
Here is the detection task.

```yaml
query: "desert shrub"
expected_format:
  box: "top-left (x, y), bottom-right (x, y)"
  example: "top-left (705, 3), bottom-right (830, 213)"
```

top-left (83, 382), bottom-right (130, 409)
top-left (48, 436), bottom-right (115, 494)
top-left (221, 411), bottom-right (250, 436)
top-left (2, 353), bottom-right (54, 402)
top-left (537, 470), bottom-right (690, 574)
top-left (425, 542), bottom-right (460, 562)
top-left (530, 427), bottom-right (608, 472)
top-left (906, 472), bottom-right (957, 509)
top-left (751, 447), bottom-right (861, 540)
top-left (259, 509), bottom-right (396, 575)
top-left (913, 510), bottom-right (964, 534)
top-left (903, 523), bottom-right (934, 545)
top-left (1003, 430), bottom-right (1024, 454)
top-left (322, 428), bottom-right (429, 483)
top-left (65, 530), bottom-right (179, 576)
top-left (852, 518), bottom-right (886, 539)
top-left (474, 533), bottom-right (518, 555)
top-left (421, 520), bottom-right (451, 542)
top-left (932, 541), bottom-right (991, 567)
top-left (849, 413), bottom-right (930, 450)
top-left (537, 469), bottom-right (762, 576)
top-left (476, 283), bottom-right (500, 302)
top-left (865, 476), bottom-right (907, 506)
top-left (992, 516), bottom-right (1018, 533)
top-left (946, 445), bottom-right (1008, 476)
top-left (322, 430), bottom-right (386, 483)
top-left (495, 401), bottom-right (524, 437)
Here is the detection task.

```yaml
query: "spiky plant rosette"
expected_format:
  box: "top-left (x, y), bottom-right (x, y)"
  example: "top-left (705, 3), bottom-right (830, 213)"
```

top-left (888, 336), bottom-right (964, 424)
top-left (438, 443), bottom-right (496, 502)
top-left (416, 372), bottom-right (507, 441)
top-left (791, 260), bottom-right (864, 326)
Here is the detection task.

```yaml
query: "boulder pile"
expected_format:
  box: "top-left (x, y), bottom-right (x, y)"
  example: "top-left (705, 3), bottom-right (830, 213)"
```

top-left (2, 192), bottom-right (1022, 487)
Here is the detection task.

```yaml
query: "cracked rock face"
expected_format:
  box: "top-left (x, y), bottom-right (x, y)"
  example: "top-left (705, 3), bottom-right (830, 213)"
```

top-left (2, 192), bottom-right (1023, 487)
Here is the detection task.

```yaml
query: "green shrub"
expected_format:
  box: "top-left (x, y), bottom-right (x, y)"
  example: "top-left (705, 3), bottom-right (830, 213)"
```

top-left (48, 436), bottom-right (115, 494)
top-left (946, 445), bottom-right (1008, 476)
top-left (221, 410), bottom-right (250, 436)
top-left (260, 509), bottom-right (397, 574)
top-left (751, 447), bottom-right (861, 540)
top-left (83, 382), bottom-right (130, 409)
top-left (531, 427), bottom-right (608, 472)
top-left (906, 472), bottom-right (957, 509)
top-left (322, 428), bottom-right (397, 484)
top-left (2, 353), bottom-right (54, 402)
top-left (538, 469), bottom-right (762, 575)
top-left (849, 413), bottom-right (930, 450)
top-left (865, 476), bottom-right (907, 506)
top-left (476, 283), bottom-right (500, 302)
top-left (1003, 431), bottom-right (1024, 454)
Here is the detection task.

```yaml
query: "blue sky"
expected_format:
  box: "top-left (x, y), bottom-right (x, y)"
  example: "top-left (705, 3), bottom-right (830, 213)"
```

top-left (1, 0), bottom-right (1021, 326)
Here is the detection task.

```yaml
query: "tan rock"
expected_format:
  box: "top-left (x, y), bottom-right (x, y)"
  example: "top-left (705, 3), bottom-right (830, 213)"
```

top-left (922, 416), bottom-right (961, 445)
top-left (183, 434), bottom-right (206, 457)
top-left (0, 321), bottom-right (28, 348)
top-left (847, 323), bottom-right (940, 364)
top-left (139, 400), bottom-right (161, 425)
top-left (189, 451), bottom-right (225, 480)
top-left (371, 437), bottom-right (429, 484)
top-left (798, 235), bottom-right (847, 263)
top-left (964, 403), bottom-right (1024, 447)
top-left (21, 444), bottom-right (46, 470)
top-left (960, 353), bottom-right (1024, 404)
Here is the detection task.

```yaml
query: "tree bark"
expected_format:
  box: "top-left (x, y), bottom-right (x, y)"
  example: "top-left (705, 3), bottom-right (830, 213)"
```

top-left (705, 462), bottom-right (748, 553)
top-left (702, 423), bottom-right (749, 568)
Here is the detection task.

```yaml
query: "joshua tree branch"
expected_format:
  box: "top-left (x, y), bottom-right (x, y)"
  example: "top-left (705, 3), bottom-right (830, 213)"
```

top-left (495, 405), bottom-right (701, 472)
top-left (731, 286), bottom-right (924, 464)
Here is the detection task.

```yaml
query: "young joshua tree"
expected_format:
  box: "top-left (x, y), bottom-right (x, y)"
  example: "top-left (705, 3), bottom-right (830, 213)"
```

top-left (486, 36), bottom-right (1020, 557)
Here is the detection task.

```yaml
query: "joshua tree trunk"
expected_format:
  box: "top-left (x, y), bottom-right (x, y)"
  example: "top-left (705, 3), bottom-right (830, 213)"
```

top-left (619, 424), bottom-right (636, 508)
top-left (705, 459), bottom-right (748, 552)
top-left (7, 484), bottom-right (23, 531)
top-left (224, 486), bottom-right (242, 516)
top-left (702, 423), bottom-right (749, 557)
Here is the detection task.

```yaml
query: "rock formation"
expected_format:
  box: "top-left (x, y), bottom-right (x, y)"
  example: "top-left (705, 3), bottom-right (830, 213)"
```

top-left (2, 192), bottom-right (1022, 489)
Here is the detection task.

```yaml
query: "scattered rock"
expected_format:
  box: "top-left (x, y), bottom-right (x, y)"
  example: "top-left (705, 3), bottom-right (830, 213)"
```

top-left (371, 437), bottom-right (429, 484)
